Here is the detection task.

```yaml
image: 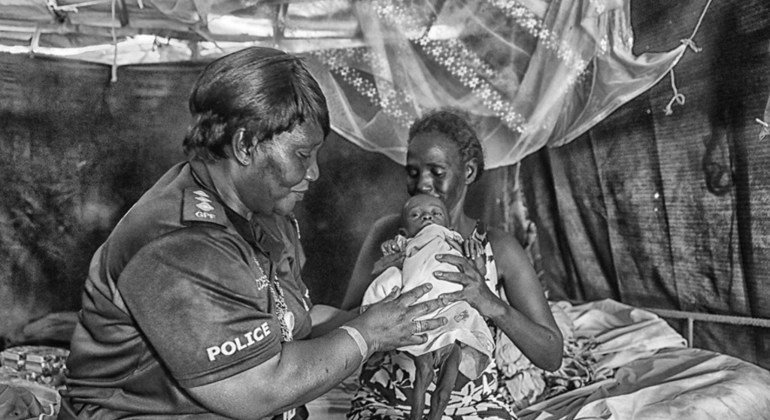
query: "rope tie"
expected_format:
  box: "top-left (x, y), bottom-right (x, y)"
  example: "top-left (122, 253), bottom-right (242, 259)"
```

top-left (757, 118), bottom-right (769, 141)
top-left (663, 0), bottom-right (713, 116)
top-left (663, 70), bottom-right (685, 116)
top-left (29, 26), bottom-right (41, 58)
top-left (679, 38), bottom-right (702, 53)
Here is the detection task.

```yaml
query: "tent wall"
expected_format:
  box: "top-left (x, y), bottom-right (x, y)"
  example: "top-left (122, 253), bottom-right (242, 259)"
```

top-left (0, 54), bottom-right (199, 340)
top-left (522, 0), bottom-right (770, 368)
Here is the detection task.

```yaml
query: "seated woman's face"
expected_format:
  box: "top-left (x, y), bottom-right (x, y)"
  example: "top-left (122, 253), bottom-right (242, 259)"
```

top-left (236, 121), bottom-right (325, 216)
top-left (405, 131), bottom-right (467, 215)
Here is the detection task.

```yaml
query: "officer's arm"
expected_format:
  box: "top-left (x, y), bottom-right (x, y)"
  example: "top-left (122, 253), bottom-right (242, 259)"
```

top-left (118, 229), bottom-right (367, 419)
top-left (187, 284), bottom-right (445, 420)
top-left (188, 327), bottom-right (362, 419)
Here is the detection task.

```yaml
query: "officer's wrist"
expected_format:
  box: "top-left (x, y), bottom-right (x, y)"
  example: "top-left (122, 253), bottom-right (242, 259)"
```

top-left (338, 325), bottom-right (370, 361)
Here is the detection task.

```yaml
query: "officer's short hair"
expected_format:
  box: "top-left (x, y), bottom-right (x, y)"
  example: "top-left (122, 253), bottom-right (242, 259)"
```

top-left (183, 47), bottom-right (329, 161)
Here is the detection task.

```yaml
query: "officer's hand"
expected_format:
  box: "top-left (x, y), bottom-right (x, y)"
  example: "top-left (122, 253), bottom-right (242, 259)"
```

top-left (349, 284), bottom-right (447, 353)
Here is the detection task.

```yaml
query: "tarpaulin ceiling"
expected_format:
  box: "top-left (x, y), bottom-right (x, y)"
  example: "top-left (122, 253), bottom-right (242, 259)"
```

top-left (0, 0), bottom-right (692, 168)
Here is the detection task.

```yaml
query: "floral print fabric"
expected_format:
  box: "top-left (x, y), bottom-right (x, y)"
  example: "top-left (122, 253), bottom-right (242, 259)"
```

top-left (347, 223), bottom-right (516, 420)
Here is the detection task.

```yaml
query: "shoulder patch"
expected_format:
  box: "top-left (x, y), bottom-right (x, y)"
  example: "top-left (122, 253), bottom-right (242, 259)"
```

top-left (182, 188), bottom-right (228, 227)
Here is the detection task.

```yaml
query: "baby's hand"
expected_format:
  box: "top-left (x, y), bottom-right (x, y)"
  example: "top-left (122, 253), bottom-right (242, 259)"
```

top-left (380, 235), bottom-right (407, 256)
top-left (464, 237), bottom-right (487, 277)
top-left (462, 237), bottom-right (484, 260)
top-left (372, 235), bottom-right (407, 277)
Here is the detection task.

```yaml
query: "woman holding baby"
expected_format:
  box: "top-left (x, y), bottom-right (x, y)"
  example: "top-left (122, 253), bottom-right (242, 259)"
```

top-left (343, 109), bottom-right (563, 419)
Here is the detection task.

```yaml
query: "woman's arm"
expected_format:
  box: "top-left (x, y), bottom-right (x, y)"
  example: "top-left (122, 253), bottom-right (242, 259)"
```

top-left (434, 229), bottom-right (562, 371)
top-left (486, 229), bottom-right (563, 371)
top-left (341, 214), bottom-right (402, 310)
top-left (189, 284), bottom-right (447, 419)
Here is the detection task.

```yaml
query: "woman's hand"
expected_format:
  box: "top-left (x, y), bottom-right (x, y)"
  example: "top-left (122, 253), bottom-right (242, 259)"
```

top-left (444, 236), bottom-right (487, 277)
top-left (349, 283), bottom-right (447, 354)
top-left (432, 254), bottom-right (502, 318)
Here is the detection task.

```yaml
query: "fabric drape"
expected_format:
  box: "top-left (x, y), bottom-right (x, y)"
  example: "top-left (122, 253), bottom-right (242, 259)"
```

top-left (2, 0), bottom-right (690, 168)
top-left (306, 0), bottom-right (685, 168)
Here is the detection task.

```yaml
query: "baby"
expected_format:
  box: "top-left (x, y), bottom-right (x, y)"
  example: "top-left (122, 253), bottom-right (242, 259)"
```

top-left (362, 194), bottom-right (494, 420)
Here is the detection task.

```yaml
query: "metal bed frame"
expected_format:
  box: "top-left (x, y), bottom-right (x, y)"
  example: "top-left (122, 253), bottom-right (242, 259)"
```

top-left (642, 307), bottom-right (770, 347)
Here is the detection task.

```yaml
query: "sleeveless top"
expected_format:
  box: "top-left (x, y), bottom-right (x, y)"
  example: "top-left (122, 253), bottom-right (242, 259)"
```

top-left (347, 222), bottom-right (515, 420)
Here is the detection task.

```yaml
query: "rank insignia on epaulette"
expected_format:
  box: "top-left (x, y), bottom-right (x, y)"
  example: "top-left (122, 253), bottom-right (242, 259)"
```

top-left (182, 188), bottom-right (228, 227)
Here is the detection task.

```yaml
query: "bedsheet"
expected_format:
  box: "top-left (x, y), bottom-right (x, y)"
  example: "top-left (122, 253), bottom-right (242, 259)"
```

top-left (516, 347), bottom-right (770, 420)
top-left (308, 299), bottom-right (770, 419)
top-left (557, 299), bottom-right (689, 375)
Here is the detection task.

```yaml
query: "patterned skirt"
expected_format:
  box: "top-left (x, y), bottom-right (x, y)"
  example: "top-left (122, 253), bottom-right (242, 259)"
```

top-left (347, 350), bottom-right (515, 420)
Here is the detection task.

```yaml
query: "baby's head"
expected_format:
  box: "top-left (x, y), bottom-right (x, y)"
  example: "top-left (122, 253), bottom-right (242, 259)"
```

top-left (400, 194), bottom-right (449, 237)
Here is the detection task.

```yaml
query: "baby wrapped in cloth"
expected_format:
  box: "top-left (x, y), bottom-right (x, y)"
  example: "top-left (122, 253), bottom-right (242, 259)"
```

top-left (362, 223), bottom-right (494, 380)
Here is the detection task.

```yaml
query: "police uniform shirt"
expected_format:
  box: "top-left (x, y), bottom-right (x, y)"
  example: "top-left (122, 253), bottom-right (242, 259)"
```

top-left (63, 161), bottom-right (313, 418)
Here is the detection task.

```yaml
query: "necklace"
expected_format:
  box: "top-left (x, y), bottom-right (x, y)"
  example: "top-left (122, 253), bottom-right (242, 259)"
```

top-left (253, 256), bottom-right (293, 342)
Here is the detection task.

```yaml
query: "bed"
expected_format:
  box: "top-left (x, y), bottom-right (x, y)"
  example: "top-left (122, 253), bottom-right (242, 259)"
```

top-left (307, 299), bottom-right (770, 419)
top-left (1, 299), bottom-right (768, 419)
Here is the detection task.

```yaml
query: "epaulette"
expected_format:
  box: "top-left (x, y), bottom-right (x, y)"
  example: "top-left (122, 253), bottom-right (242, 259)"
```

top-left (181, 188), bottom-right (228, 228)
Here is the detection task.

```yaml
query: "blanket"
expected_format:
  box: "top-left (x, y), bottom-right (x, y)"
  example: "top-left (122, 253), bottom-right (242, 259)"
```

top-left (308, 299), bottom-right (770, 420)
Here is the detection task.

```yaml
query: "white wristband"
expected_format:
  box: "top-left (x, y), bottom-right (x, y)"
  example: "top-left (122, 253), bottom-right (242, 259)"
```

top-left (339, 325), bottom-right (368, 361)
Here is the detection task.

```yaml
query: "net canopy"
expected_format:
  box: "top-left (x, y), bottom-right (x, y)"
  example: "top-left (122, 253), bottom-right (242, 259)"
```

top-left (0, 0), bottom-right (687, 168)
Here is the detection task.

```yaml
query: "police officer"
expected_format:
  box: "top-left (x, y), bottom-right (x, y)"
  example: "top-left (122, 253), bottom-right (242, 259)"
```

top-left (60, 47), bottom-right (447, 419)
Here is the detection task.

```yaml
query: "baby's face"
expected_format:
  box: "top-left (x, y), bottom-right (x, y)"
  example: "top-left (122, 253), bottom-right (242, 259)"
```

top-left (402, 194), bottom-right (449, 237)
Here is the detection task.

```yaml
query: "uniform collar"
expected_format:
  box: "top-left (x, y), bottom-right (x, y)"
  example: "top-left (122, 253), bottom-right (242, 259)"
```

top-left (189, 159), bottom-right (253, 222)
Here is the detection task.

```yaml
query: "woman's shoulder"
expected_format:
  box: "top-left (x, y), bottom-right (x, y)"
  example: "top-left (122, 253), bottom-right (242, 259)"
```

top-left (484, 225), bottom-right (529, 264)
